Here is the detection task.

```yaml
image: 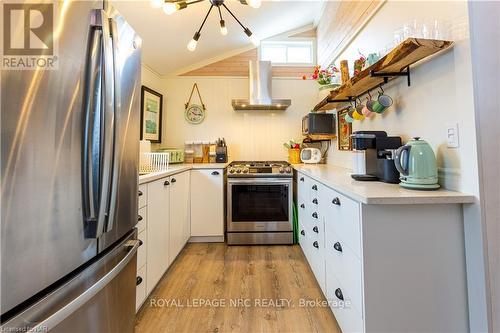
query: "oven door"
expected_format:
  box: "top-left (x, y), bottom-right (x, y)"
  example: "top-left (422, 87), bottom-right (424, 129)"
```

top-left (227, 178), bottom-right (293, 232)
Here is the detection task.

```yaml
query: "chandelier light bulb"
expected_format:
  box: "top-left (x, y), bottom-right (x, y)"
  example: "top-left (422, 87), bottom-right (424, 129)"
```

top-left (187, 39), bottom-right (198, 51)
top-left (249, 34), bottom-right (260, 46)
top-left (162, 2), bottom-right (177, 15)
top-left (220, 20), bottom-right (228, 36)
top-left (151, 0), bottom-right (164, 8)
top-left (247, 0), bottom-right (261, 9)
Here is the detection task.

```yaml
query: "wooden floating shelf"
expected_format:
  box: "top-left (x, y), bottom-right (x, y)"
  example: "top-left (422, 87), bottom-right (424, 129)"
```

top-left (313, 38), bottom-right (454, 111)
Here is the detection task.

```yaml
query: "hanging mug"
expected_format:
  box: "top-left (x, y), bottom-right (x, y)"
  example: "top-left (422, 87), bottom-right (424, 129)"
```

top-left (371, 88), bottom-right (393, 114)
top-left (362, 93), bottom-right (375, 118)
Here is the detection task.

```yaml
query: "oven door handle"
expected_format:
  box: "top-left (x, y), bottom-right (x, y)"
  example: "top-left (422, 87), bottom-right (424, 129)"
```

top-left (227, 178), bottom-right (292, 185)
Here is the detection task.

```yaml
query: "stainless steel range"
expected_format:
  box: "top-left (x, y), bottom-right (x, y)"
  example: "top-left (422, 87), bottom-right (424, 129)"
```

top-left (227, 161), bottom-right (293, 245)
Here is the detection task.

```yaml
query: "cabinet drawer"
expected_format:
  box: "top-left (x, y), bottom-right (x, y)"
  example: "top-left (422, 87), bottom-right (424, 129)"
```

top-left (306, 205), bottom-right (323, 237)
top-left (327, 272), bottom-right (364, 333)
top-left (325, 229), bottom-right (363, 314)
top-left (136, 265), bottom-right (147, 312)
top-left (321, 186), bottom-right (361, 258)
top-left (309, 178), bottom-right (320, 204)
top-left (297, 172), bottom-right (310, 201)
top-left (307, 233), bottom-right (326, 294)
top-left (138, 184), bottom-right (147, 209)
top-left (137, 230), bottom-right (147, 270)
top-left (137, 206), bottom-right (147, 233)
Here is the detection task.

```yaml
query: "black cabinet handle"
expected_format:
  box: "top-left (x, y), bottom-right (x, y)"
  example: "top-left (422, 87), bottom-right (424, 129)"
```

top-left (300, 177), bottom-right (304, 182)
top-left (212, 171), bottom-right (220, 176)
top-left (164, 180), bottom-right (170, 186)
top-left (312, 212), bottom-right (318, 219)
top-left (313, 241), bottom-right (319, 249)
top-left (139, 239), bottom-right (143, 246)
top-left (136, 276), bottom-right (143, 286)
top-left (335, 288), bottom-right (344, 301)
top-left (313, 226), bottom-right (318, 233)
top-left (171, 178), bottom-right (176, 183)
top-left (138, 190), bottom-right (143, 196)
top-left (332, 197), bottom-right (341, 206)
top-left (312, 185), bottom-right (318, 191)
top-left (300, 230), bottom-right (305, 236)
top-left (333, 242), bottom-right (342, 252)
top-left (300, 204), bottom-right (305, 209)
top-left (312, 198), bottom-right (318, 204)
top-left (138, 215), bottom-right (143, 221)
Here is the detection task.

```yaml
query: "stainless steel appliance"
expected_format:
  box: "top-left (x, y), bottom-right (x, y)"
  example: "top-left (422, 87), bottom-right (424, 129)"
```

top-left (1, 2), bottom-right (141, 332)
top-left (227, 161), bottom-right (293, 245)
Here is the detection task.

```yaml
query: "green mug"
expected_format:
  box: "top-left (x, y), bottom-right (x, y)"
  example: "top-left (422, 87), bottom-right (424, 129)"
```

top-left (371, 94), bottom-right (393, 113)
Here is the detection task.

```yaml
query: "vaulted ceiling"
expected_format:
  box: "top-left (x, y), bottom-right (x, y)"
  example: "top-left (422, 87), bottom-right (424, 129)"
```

top-left (112, 0), bottom-right (325, 76)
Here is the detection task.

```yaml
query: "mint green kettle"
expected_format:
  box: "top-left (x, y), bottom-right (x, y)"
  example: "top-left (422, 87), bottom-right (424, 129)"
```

top-left (394, 137), bottom-right (440, 190)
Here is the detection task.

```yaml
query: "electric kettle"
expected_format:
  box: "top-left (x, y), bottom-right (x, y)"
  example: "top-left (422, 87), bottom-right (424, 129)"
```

top-left (394, 137), bottom-right (440, 190)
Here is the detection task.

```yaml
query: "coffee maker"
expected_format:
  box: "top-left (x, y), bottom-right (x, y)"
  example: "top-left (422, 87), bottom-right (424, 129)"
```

top-left (351, 131), bottom-right (402, 183)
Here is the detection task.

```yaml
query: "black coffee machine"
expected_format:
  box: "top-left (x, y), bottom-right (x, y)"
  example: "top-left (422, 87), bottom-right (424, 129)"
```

top-left (351, 131), bottom-right (402, 183)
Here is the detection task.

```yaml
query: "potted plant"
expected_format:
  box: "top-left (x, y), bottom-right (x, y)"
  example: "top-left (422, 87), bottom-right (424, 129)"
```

top-left (303, 65), bottom-right (340, 91)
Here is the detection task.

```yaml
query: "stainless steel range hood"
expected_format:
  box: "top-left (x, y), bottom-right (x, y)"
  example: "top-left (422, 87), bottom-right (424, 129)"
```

top-left (232, 61), bottom-right (291, 111)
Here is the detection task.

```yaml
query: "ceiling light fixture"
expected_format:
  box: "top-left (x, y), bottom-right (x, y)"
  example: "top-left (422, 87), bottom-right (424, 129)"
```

top-left (150, 0), bottom-right (260, 51)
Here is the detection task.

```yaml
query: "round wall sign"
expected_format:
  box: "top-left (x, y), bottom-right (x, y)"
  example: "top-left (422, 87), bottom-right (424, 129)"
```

top-left (185, 104), bottom-right (205, 124)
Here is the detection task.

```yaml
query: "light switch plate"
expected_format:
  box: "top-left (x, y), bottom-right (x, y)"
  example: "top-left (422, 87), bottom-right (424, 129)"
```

top-left (446, 122), bottom-right (459, 148)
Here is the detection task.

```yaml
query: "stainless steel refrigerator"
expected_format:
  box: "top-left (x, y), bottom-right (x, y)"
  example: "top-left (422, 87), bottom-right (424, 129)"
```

top-left (1, 1), bottom-right (141, 331)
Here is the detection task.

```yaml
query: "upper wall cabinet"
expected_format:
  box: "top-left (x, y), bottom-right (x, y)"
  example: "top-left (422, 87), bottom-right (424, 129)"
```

top-left (317, 1), bottom-right (384, 68)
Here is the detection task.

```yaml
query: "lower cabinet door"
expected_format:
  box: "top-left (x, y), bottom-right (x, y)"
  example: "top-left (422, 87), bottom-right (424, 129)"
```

top-left (169, 171), bottom-right (190, 264)
top-left (308, 234), bottom-right (326, 294)
top-left (136, 265), bottom-right (147, 312)
top-left (327, 270), bottom-right (364, 333)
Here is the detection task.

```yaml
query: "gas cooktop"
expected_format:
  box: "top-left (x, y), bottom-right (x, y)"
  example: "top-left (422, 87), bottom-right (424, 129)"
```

top-left (227, 161), bottom-right (292, 178)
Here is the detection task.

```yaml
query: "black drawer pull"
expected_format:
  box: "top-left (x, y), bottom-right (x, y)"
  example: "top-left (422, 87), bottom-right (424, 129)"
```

top-left (138, 190), bottom-right (143, 196)
top-left (138, 215), bottom-right (143, 221)
top-left (313, 226), bottom-right (318, 233)
top-left (164, 180), bottom-right (170, 186)
top-left (136, 276), bottom-right (143, 286)
top-left (335, 288), bottom-right (344, 301)
top-left (312, 185), bottom-right (318, 191)
top-left (313, 241), bottom-right (319, 249)
top-left (171, 178), bottom-right (176, 183)
top-left (300, 177), bottom-right (304, 182)
top-left (312, 212), bottom-right (318, 219)
top-left (332, 197), bottom-right (341, 206)
top-left (333, 242), bottom-right (342, 252)
top-left (300, 230), bottom-right (305, 236)
top-left (312, 198), bottom-right (318, 204)
top-left (139, 239), bottom-right (143, 246)
top-left (212, 171), bottom-right (220, 176)
top-left (300, 204), bottom-right (305, 209)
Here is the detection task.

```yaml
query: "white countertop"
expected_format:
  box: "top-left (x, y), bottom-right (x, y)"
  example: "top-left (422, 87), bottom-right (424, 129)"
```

top-left (139, 162), bottom-right (229, 185)
top-left (293, 164), bottom-right (475, 205)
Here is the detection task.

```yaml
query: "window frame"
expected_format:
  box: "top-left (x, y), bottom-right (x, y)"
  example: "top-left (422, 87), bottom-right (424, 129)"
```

top-left (258, 39), bottom-right (316, 67)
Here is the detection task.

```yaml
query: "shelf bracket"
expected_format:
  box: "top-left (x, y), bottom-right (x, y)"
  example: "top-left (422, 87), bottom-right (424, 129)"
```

top-left (370, 66), bottom-right (411, 86)
top-left (327, 96), bottom-right (354, 104)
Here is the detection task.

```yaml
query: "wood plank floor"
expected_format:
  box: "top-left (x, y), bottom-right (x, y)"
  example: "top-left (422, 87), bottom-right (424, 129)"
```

top-left (135, 243), bottom-right (340, 333)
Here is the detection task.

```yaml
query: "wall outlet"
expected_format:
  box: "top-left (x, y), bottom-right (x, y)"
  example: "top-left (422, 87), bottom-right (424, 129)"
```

top-left (446, 123), bottom-right (459, 148)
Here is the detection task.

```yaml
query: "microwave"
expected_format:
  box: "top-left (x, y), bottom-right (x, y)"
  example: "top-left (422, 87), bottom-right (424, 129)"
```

top-left (302, 112), bottom-right (336, 136)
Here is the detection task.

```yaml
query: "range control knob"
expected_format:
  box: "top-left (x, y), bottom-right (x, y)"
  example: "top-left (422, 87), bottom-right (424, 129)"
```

top-left (242, 168), bottom-right (249, 173)
top-left (285, 167), bottom-right (292, 173)
top-left (229, 168), bottom-right (235, 174)
top-left (236, 169), bottom-right (242, 173)
top-left (279, 168), bottom-right (285, 174)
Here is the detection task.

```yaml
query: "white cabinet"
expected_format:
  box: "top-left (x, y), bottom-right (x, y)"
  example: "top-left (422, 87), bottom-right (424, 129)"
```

top-left (169, 171), bottom-right (191, 264)
top-left (190, 169), bottom-right (224, 238)
top-left (136, 189), bottom-right (148, 312)
top-left (146, 177), bottom-right (170, 295)
top-left (297, 171), bottom-right (469, 333)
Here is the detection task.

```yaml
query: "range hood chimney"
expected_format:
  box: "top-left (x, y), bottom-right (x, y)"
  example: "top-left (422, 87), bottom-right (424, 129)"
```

top-left (232, 61), bottom-right (291, 111)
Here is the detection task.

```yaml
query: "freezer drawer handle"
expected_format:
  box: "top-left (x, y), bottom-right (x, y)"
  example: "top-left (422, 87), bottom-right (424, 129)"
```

top-left (28, 239), bottom-right (140, 333)
top-left (333, 242), bottom-right (342, 252)
top-left (335, 288), bottom-right (344, 301)
top-left (212, 171), bottom-right (220, 176)
top-left (138, 190), bottom-right (143, 197)
top-left (136, 276), bottom-right (143, 286)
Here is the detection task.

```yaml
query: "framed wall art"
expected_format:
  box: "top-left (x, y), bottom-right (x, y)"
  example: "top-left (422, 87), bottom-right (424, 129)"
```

top-left (141, 86), bottom-right (163, 143)
top-left (337, 107), bottom-right (352, 151)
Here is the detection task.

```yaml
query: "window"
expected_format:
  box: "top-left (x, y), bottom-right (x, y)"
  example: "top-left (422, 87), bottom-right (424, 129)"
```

top-left (260, 40), bottom-right (315, 66)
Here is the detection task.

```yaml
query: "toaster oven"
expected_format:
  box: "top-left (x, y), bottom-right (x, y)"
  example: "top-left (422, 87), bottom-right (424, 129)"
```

top-left (302, 113), bottom-right (336, 137)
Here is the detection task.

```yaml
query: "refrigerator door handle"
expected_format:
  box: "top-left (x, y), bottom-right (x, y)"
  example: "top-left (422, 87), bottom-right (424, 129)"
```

top-left (96, 9), bottom-right (116, 239)
top-left (105, 17), bottom-right (120, 233)
top-left (82, 25), bottom-right (103, 238)
top-left (27, 240), bottom-right (140, 333)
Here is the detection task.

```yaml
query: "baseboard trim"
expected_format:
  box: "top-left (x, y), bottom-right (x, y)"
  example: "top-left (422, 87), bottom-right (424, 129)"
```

top-left (189, 236), bottom-right (225, 243)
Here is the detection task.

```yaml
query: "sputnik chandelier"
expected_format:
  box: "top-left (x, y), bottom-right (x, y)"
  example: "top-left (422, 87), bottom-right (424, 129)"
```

top-left (150, 0), bottom-right (261, 51)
